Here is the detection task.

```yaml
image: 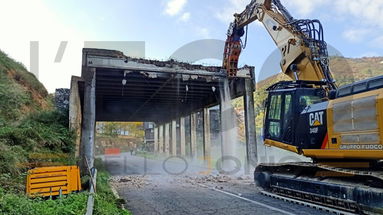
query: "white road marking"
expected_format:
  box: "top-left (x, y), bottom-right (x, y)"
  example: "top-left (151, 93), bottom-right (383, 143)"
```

top-left (197, 183), bottom-right (296, 215)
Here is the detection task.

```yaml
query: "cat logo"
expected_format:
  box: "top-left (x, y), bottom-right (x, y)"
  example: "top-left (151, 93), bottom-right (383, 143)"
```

top-left (309, 111), bottom-right (324, 127)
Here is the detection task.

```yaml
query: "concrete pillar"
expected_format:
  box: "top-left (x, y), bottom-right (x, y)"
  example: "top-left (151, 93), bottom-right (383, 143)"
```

top-left (244, 78), bottom-right (257, 167)
top-left (203, 108), bottom-right (211, 161)
top-left (190, 112), bottom-right (197, 158)
top-left (180, 117), bottom-right (186, 156)
top-left (171, 120), bottom-right (177, 156)
top-left (159, 125), bottom-right (164, 153)
top-left (164, 123), bottom-right (170, 155)
top-left (81, 68), bottom-right (96, 170)
top-left (154, 126), bottom-right (159, 152)
top-left (69, 76), bottom-right (82, 158)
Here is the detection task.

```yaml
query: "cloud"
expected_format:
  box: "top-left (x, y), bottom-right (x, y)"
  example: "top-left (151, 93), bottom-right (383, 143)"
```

top-left (334, 0), bottom-right (383, 48)
top-left (179, 12), bottom-right (191, 22)
top-left (215, 0), bottom-right (249, 24)
top-left (342, 28), bottom-right (370, 42)
top-left (335, 0), bottom-right (383, 28)
top-left (164, 0), bottom-right (187, 16)
top-left (195, 27), bottom-right (210, 38)
top-left (0, 0), bottom-right (85, 93)
top-left (281, 0), bottom-right (330, 17)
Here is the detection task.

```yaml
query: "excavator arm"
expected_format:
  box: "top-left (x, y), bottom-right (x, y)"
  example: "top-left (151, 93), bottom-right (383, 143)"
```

top-left (223, 0), bottom-right (336, 90)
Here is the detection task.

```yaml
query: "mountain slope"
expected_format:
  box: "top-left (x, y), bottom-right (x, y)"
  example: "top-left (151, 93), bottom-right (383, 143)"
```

top-left (234, 56), bottom-right (383, 132)
top-left (0, 50), bottom-right (49, 122)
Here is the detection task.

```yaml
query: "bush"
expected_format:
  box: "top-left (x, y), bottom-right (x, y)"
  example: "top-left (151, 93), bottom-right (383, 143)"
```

top-left (93, 159), bottom-right (131, 215)
top-left (0, 110), bottom-right (74, 153)
top-left (0, 110), bottom-right (75, 192)
top-left (0, 187), bottom-right (88, 215)
top-left (0, 72), bottom-right (30, 121)
top-left (0, 50), bottom-right (47, 98)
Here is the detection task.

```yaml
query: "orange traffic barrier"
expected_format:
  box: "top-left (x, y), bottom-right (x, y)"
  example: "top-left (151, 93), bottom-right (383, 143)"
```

top-left (104, 148), bottom-right (121, 155)
top-left (26, 166), bottom-right (81, 197)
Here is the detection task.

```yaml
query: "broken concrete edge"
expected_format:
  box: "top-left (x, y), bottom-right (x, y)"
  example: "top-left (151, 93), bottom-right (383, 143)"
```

top-left (83, 48), bottom-right (255, 79)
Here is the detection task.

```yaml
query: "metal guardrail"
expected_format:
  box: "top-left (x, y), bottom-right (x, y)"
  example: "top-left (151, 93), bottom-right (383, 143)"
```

top-left (85, 168), bottom-right (97, 215)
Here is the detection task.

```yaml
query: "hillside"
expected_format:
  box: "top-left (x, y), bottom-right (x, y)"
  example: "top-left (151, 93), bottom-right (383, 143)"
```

top-left (0, 50), bottom-right (75, 192)
top-left (0, 50), bottom-right (129, 215)
top-left (234, 56), bottom-right (383, 132)
top-left (0, 50), bottom-right (49, 122)
top-left (257, 56), bottom-right (383, 88)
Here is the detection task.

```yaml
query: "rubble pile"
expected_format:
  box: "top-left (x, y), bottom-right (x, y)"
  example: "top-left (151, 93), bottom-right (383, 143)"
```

top-left (110, 175), bottom-right (148, 189)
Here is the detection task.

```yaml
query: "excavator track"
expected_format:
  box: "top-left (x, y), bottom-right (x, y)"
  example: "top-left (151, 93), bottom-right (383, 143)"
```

top-left (254, 162), bottom-right (383, 215)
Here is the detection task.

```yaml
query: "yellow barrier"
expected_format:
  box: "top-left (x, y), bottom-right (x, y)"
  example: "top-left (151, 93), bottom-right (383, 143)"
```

top-left (26, 166), bottom-right (81, 197)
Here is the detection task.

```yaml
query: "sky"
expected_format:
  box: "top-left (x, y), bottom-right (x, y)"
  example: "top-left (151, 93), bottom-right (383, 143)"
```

top-left (0, 0), bottom-right (383, 92)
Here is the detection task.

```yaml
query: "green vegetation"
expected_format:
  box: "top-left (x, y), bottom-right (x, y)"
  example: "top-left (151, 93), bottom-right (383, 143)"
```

top-left (0, 50), bottom-right (48, 122)
top-left (0, 188), bottom-right (87, 215)
top-left (97, 122), bottom-right (144, 138)
top-left (0, 110), bottom-right (75, 193)
top-left (0, 49), bottom-right (131, 214)
top-left (0, 109), bottom-right (88, 215)
top-left (94, 159), bottom-right (131, 215)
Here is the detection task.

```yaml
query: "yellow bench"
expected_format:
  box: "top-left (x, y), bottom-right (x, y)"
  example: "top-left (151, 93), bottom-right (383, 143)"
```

top-left (26, 166), bottom-right (81, 197)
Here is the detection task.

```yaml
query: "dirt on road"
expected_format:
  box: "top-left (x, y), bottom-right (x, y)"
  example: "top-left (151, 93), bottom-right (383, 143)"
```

top-left (102, 154), bottom-right (330, 215)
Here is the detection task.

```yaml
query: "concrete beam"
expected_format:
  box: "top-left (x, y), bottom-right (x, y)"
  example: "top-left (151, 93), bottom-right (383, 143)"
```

top-left (154, 126), bottom-right (159, 152)
top-left (69, 76), bottom-right (83, 158)
top-left (244, 78), bottom-right (257, 168)
top-left (159, 125), bottom-right (164, 153)
top-left (190, 113), bottom-right (197, 159)
top-left (81, 68), bottom-right (96, 170)
top-left (86, 56), bottom-right (227, 78)
top-left (164, 123), bottom-right (170, 155)
top-left (171, 120), bottom-right (177, 156)
top-left (203, 108), bottom-right (211, 162)
top-left (179, 117), bottom-right (186, 156)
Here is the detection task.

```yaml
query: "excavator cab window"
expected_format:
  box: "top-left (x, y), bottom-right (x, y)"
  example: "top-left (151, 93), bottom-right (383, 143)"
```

top-left (267, 94), bottom-right (283, 138)
top-left (265, 91), bottom-right (294, 142)
top-left (264, 87), bottom-right (327, 145)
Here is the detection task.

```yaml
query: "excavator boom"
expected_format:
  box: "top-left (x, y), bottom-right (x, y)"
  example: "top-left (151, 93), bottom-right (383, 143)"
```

top-left (223, 0), bottom-right (336, 90)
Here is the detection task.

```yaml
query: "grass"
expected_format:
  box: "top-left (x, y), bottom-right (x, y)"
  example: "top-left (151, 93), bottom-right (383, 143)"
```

top-left (0, 50), bottom-right (47, 96)
top-left (0, 50), bottom-right (48, 122)
top-left (0, 187), bottom-right (88, 215)
top-left (0, 110), bottom-right (76, 193)
top-left (93, 159), bottom-right (131, 215)
top-left (0, 111), bottom-right (130, 215)
top-left (0, 111), bottom-right (82, 215)
top-left (0, 48), bottom-right (131, 214)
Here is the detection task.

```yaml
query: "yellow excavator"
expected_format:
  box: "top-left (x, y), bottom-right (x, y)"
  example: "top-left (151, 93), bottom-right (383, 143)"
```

top-left (223, 0), bottom-right (383, 214)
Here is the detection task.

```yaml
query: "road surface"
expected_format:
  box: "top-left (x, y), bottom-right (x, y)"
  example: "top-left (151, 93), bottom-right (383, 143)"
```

top-left (100, 153), bottom-right (331, 215)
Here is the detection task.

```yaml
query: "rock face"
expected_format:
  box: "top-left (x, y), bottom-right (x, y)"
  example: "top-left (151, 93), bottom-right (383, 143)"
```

top-left (55, 88), bottom-right (70, 113)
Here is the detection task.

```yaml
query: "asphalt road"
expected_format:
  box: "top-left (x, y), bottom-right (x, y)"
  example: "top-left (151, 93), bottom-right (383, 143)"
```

top-left (100, 153), bottom-right (331, 215)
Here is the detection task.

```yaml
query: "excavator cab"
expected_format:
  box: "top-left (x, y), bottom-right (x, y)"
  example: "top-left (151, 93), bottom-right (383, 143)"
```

top-left (263, 81), bottom-right (327, 147)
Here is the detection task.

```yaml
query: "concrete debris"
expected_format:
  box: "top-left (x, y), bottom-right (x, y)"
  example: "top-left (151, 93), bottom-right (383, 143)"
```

top-left (55, 88), bottom-right (70, 113)
top-left (110, 175), bottom-right (148, 189)
top-left (236, 176), bottom-right (251, 180)
top-left (84, 48), bottom-right (253, 73)
top-left (181, 175), bottom-right (233, 184)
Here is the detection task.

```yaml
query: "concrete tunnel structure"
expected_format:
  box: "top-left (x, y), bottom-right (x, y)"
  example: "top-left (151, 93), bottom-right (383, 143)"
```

top-left (69, 48), bottom-right (257, 170)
